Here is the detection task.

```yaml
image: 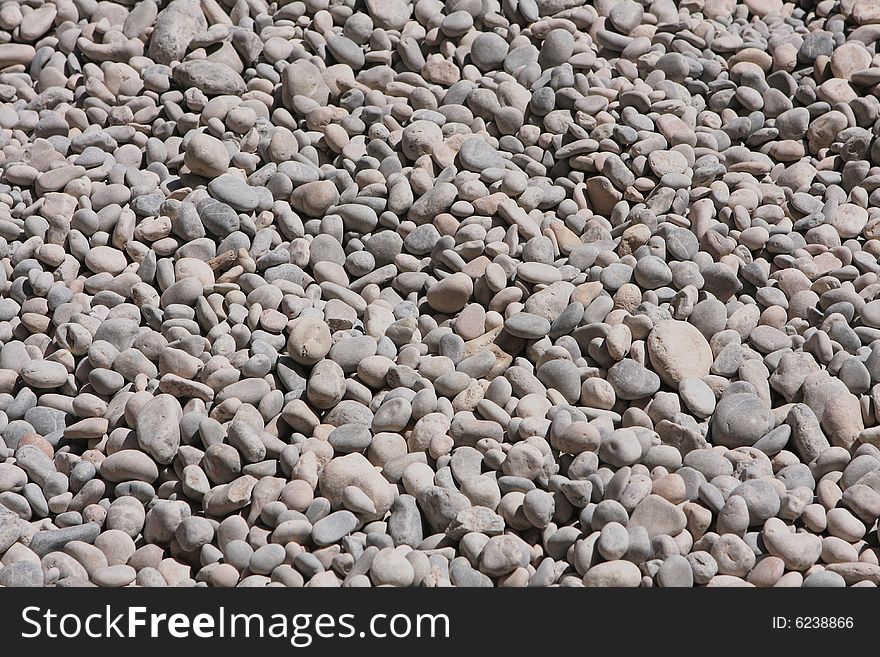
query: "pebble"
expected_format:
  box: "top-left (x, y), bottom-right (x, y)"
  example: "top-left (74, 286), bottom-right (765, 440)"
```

top-left (607, 360), bottom-right (661, 400)
top-left (312, 511), bottom-right (358, 547)
top-left (479, 534), bottom-right (531, 577)
top-left (93, 564), bottom-right (137, 588)
top-left (599, 429), bottom-right (643, 468)
top-left (427, 273), bottom-right (473, 314)
top-left (647, 321), bottom-right (714, 387)
top-left (319, 454), bottom-right (395, 522)
top-left (136, 394), bottom-right (181, 465)
top-left (730, 480), bottom-right (781, 525)
top-left (184, 133), bottom-right (231, 179)
top-left (505, 313), bottom-right (552, 340)
top-left (657, 555), bottom-right (694, 588)
top-left (629, 495), bottom-right (687, 538)
top-left (711, 394), bottom-right (776, 448)
top-left (711, 534), bottom-right (757, 578)
top-left (678, 378), bottom-right (716, 418)
top-left (30, 524), bottom-right (100, 557)
top-left (172, 60), bottom-right (245, 96)
top-left (100, 450), bottom-right (159, 483)
top-left (0, 560), bottom-right (44, 587)
top-left (370, 548), bottom-right (415, 587)
top-left (763, 518), bottom-right (822, 571)
top-left (583, 560), bottom-right (642, 587)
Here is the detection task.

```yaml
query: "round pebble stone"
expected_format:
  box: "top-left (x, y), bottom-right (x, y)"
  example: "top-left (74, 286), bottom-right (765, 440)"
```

top-left (647, 321), bottom-right (713, 387)
top-left (656, 555), bottom-right (694, 588)
top-left (370, 548), bottom-right (415, 587)
top-left (184, 132), bottom-right (231, 178)
top-left (583, 560), bottom-right (642, 587)
top-left (427, 273), bottom-right (473, 314)
top-left (711, 394), bottom-right (776, 448)
top-left (92, 564), bottom-right (137, 588)
top-left (678, 377), bottom-right (716, 418)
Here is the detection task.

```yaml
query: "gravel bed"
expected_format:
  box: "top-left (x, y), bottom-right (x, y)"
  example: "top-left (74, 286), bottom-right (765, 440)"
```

top-left (0, 0), bottom-right (880, 588)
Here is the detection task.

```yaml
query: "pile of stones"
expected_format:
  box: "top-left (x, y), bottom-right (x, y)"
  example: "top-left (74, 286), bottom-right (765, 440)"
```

top-left (1, 0), bottom-right (880, 587)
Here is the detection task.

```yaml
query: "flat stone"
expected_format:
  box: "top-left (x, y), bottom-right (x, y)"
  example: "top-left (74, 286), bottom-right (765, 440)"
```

top-left (312, 510), bottom-right (359, 547)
